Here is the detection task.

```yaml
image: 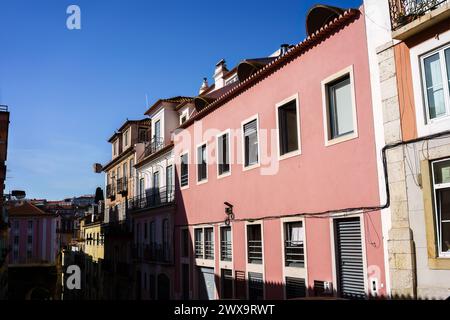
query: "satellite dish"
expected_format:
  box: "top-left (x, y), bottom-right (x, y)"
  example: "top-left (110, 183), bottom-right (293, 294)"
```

top-left (11, 190), bottom-right (26, 200)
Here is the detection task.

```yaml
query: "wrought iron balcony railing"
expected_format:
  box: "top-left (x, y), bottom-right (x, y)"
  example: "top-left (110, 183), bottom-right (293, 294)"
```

top-left (144, 137), bottom-right (165, 158)
top-left (248, 240), bottom-right (263, 264)
top-left (132, 243), bottom-right (172, 264)
top-left (389, 0), bottom-right (449, 30)
top-left (128, 186), bottom-right (175, 212)
top-left (220, 240), bottom-right (232, 262)
top-left (284, 240), bottom-right (305, 268)
top-left (116, 177), bottom-right (128, 195)
top-left (106, 184), bottom-right (115, 199)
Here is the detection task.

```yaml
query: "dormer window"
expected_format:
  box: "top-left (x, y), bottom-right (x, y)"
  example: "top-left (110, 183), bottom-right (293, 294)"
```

top-left (180, 110), bottom-right (189, 125)
top-left (123, 129), bottom-right (130, 149)
top-left (138, 128), bottom-right (147, 143)
top-left (113, 140), bottom-right (119, 157)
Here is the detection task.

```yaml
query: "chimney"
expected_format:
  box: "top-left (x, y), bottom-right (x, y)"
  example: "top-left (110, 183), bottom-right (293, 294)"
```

top-left (213, 59), bottom-right (228, 90)
top-left (199, 78), bottom-right (209, 95)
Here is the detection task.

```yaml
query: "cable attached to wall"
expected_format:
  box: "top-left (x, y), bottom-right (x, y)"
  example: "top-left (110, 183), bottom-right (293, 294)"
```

top-left (174, 130), bottom-right (450, 228)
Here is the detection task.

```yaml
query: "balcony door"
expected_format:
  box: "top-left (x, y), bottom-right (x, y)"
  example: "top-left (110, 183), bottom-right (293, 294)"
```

top-left (153, 171), bottom-right (160, 205)
top-left (154, 120), bottom-right (161, 141)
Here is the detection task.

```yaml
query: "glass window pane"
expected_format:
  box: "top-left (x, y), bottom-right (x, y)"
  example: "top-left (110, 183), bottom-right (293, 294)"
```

top-left (424, 53), bottom-right (446, 119)
top-left (218, 134), bottom-right (230, 175)
top-left (437, 188), bottom-right (450, 253)
top-left (433, 160), bottom-right (450, 184)
top-left (278, 100), bottom-right (299, 155)
top-left (445, 48), bottom-right (450, 91)
top-left (329, 76), bottom-right (353, 138)
top-left (181, 154), bottom-right (189, 187)
top-left (244, 120), bottom-right (258, 167)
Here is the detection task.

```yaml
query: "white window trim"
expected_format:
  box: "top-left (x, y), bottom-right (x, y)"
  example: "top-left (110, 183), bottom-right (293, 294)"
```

top-left (431, 158), bottom-right (450, 258)
top-left (196, 142), bottom-right (208, 185)
top-left (280, 217), bottom-right (308, 299)
top-left (410, 30), bottom-right (450, 137)
top-left (216, 129), bottom-right (232, 179)
top-left (193, 225), bottom-right (215, 268)
top-left (180, 109), bottom-right (189, 125)
top-left (241, 114), bottom-right (261, 172)
top-left (245, 221), bottom-right (265, 274)
top-left (123, 129), bottom-right (130, 149)
top-left (420, 45), bottom-right (450, 124)
top-left (321, 65), bottom-right (359, 147)
top-left (219, 223), bottom-right (233, 269)
top-left (275, 93), bottom-right (302, 161)
top-left (329, 213), bottom-right (369, 298)
top-left (180, 151), bottom-right (190, 190)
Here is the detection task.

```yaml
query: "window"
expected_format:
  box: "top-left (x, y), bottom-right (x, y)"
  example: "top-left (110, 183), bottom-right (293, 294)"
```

top-left (123, 162), bottom-right (128, 178)
top-left (432, 159), bottom-right (450, 257)
top-left (194, 229), bottom-right (204, 259)
top-left (96, 233), bottom-right (99, 246)
top-left (194, 227), bottom-right (214, 260)
top-left (221, 269), bottom-right (233, 299)
top-left (138, 128), bottom-right (147, 143)
top-left (243, 119), bottom-right (259, 168)
top-left (421, 46), bottom-right (450, 121)
top-left (247, 225), bottom-right (262, 264)
top-left (27, 235), bottom-right (32, 244)
top-left (181, 229), bottom-right (190, 258)
top-left (277, 98), bottom-right (299, 156)
top-left (326, 74), bottom-right (354, 140)
top-left (144, 222), bottom-right (148, 240)
top-left (284, 222), bottom-right (305, 268)
top-left (204, 228), bottom-right (214, 260)
top-left (154, 120), bottom-right (161, 140)
top-left (162, 219), bottom-right (170, 261)
top-left (180, 113), bottom-right (187, 125)
top-left (113, 140), bottom-right (119, 156)
top-left (285, 277), bottom-right (306, 299)
top-left (166, 165), bottom-right (173, 199)
top-left (27, 250), bottom-right (32, 259)
top-left (14, 221), bottom-right (19, 230)
top-left (139, 178), bottom-right (145, 198)
top-left (28, 220), bottom-right (33, 231)
top-left (181, 153), bottom-right (189, 188)
top-left (149, 221), bottom-right (156, 245)
top-left (197, 144), bottom-right (207, 182)
top-left (220, 226), bottom-right (232, 262)
top-left (123, 130), bottom-right (129, 148)
top-left (130, 159), bottom-right (134, 177)
top-left (14, 236), bottom-right (19, 245)
top-left (248, 272), bottom-right (264, 300)
top-left (217, 133), bottom-right (230, 176)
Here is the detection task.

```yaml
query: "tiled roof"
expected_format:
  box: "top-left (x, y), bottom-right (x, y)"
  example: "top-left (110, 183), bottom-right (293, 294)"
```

top-left (145, 96), bottom-right (194, 115)
top-left (8, 201), bottom-right (56, 217)
top-left (108, 118), bottom-right (151, 143)
top-left (179, 8), bottom-right (359, 129)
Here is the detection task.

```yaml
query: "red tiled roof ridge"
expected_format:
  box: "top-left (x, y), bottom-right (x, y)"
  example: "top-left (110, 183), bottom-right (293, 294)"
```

top-left (178, 8), bottom-right (359, 130)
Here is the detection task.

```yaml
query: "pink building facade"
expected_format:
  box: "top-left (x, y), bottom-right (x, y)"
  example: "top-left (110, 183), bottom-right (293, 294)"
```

top-left (8, 202), bottom-right (59, 266)
top-left (172, 7), bottom-right (387, 300)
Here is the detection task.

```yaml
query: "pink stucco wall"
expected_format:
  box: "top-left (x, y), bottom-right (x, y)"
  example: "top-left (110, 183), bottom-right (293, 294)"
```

top-left (174, 11), bottom-right (386, 299)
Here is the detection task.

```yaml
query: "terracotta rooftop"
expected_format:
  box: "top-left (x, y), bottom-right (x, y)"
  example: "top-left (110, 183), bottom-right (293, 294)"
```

top-left (8, 201), bottom-right (56, 217)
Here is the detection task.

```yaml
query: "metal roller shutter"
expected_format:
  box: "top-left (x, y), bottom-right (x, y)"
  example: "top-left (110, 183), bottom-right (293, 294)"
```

top-left (335, 218), bottom-right (366, 299)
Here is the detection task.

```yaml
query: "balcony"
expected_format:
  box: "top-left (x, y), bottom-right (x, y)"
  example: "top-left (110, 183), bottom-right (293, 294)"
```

top-left (128, 186), bottom-right (175, 212)
top-left (284, 240), bottom-right (305, 268)
top-left (144, 137), bottom-right (165, 158)
top-left (106, 184), bottom-right (116, 200)
top-left (132, 243), bottom-right (172, 264)
top-left (116, 177), bottom-right (128, 196)
top-left (247, 240), bottom-right (263, 264)
top-left (389, 0), bottom-right (450, 38)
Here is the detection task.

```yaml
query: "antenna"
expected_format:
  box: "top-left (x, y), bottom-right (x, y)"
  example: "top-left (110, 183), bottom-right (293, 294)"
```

top-left (145, 94), bottom-right (149, 107)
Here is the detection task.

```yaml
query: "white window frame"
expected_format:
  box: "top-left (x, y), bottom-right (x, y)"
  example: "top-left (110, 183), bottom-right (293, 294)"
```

top-left (411, 30), bottom-right (450, 137)
top-left (241, 114), bottom-right (261, 172)
top-left (219, 224), bottom-right (233, 268)
top-left (180, 151), bottom-right (190, 190)
top-left (420, 43), bottom-right (450, 124)
top-left (196, 142), bottom-right (208, 185)
top-left (216, 129), bottom-right (232, 179)
top-left (275, 93), bottom-right (302, 160)
top-left (245, 222), bottom-right (264, 275)
top-left (123, 129), bottom-right (130, 149)
top-left (321, 65), bottom-right (358, 147)
top-left (180, 109), bottom-right (189, 125)
top-left (193, 225), bottom-right (215, 268)
top-left (431, 158), bottom-right (450, 258)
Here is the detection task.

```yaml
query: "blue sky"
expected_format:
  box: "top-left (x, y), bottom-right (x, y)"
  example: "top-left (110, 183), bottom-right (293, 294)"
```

top-left (0, 0), bottom-right (362, 200)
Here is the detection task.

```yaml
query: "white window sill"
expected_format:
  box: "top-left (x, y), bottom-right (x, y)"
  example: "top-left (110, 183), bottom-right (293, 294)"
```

top-left (243, 163), bottom-right (260, 172)
top-left (278, 149), bottom-right (301, 161)
top-left (325, 132), bottom-right (358, 147)
top-left (217, 171), bottom-right (231, 180)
